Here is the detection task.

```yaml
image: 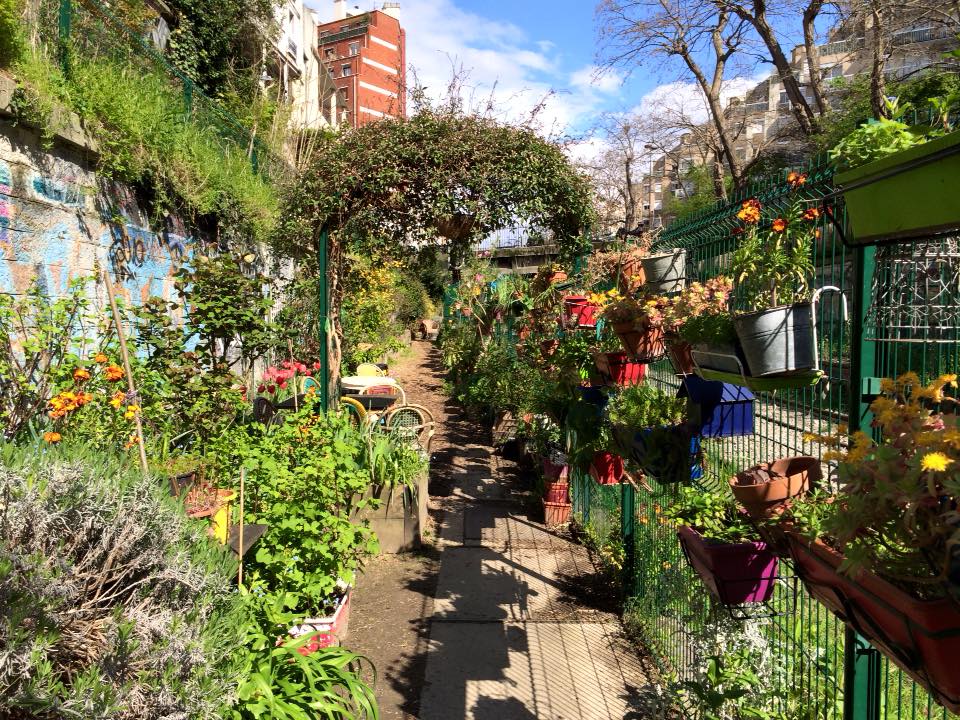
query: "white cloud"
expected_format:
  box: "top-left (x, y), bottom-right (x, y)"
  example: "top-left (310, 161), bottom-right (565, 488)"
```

top-left (569, 65), bottom-right (622, 95)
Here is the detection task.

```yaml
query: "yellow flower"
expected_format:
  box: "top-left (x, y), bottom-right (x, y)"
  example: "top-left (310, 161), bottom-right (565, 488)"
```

top-left (920, 452), bottom-right (953, 472)
top-left (846, 431), bottom-right (873, 463)
top-left (110, 391), bottom-right (125, 409)
top-left (124, 404), bottom-right (141, 420)
top-left (940, 374), bottom-right (958, 388)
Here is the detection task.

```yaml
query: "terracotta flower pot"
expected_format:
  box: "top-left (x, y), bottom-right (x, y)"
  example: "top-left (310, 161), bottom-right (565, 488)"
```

top-left (548, 271), bottom-right (568, 284)
top-left (543, 500), bottom-right (572, 526)
top-left (678, 526), bottom-right (778, 605)
top-left (730, 456), bottom-right (821, 519)
top-left (562, 295), bottom-right (599, 328)
top-left (543, 458), bottom-right (567, 481)
top-left (667, 339), bottom-right (694, 375)
top-left (786, 529), bottom-right (960, 712)
top-left (611, 322), bottom-right (665, 362)
top-left (543, 480), bottom-right (569, 504)
top-left (619, 257), bottom-right (646, 292)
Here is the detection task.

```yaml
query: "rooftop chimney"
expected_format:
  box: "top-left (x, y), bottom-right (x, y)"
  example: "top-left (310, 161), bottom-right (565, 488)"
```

top-left (382, 1), bottom-right (400, 20)
top-left (333, 0), bottom-right (346, 20)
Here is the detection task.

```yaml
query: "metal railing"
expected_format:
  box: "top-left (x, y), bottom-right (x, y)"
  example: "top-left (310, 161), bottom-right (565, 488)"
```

top-left (568, 156), bottom-right (960, 719)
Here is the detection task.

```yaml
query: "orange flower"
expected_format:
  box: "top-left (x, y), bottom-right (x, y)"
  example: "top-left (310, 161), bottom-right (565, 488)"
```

top-left (803, 207), bottom-right (820, 221)
top-left (109, 390), bottom-right (125, 409)
top-left (124, 432), bottom-right (140, 450)
top-left (93, 352), bottom-right (109, 364)
top-left (73, 367), bottom-right (91, 382)
top-left (736, 198), bottom-right (761, 224)
top-left (105, 365), bottom-right (125, 382)
top-left (43, 431), bottom-right (62, 444)
top-left (76, 392), bottom-right (93, 407)
top-left (787, 171), bottom-right (808, 188)
top-left (772, 218), bottom-right (787, 232)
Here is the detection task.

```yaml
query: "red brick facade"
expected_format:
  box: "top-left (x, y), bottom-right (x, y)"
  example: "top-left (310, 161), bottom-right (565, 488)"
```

top-left (317, 10), bottom-right (406, 127)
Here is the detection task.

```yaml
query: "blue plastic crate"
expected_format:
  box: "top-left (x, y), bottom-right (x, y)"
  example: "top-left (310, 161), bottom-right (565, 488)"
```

top-left (679, 375), bottom-right (755, 438)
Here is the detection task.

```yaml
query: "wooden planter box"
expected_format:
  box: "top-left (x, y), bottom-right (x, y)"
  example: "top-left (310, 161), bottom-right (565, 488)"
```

top-left (835, 130), bottom-right (960, 246)
top-left (787, 529), bottom-right (960, 712)
top-left (351, 472), bottom-right (428, 554)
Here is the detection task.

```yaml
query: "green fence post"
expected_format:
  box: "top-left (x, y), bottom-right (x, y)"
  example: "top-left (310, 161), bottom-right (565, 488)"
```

top-left (58, 0), bottom-right (72, 75)
top-left (317, 228), bottom-right (330, 412)
top-left (621, 481), bottom-right (636, 599)
top-left (844, 243), bottom-right (882, 720)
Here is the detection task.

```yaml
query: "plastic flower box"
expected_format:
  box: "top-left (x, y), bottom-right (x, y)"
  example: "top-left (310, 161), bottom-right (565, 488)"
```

top-left (679, 375), bottom-right (754, 438)
top-left (678, 526), bottom-right (778, 605)
top-left (289, 588), bottom-right (351, 652)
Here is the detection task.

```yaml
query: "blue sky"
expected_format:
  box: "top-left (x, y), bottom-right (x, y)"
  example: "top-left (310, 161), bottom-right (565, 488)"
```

top-left (307, 0), bottom-right (776, 153)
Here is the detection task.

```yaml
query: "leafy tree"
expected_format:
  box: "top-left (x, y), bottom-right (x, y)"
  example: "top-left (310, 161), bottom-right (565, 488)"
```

top-left (276, 104), bottom-right (596, 383)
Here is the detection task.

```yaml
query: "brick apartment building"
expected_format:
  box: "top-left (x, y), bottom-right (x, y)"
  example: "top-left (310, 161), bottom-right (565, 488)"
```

top-left (316, 1), bottom-right (406, 127)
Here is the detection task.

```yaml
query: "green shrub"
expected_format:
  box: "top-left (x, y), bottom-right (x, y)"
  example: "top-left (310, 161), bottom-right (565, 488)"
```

top-left (0, 0), bottom-right (24, 68)
top-left (0, 445), bottom-right (247, 719)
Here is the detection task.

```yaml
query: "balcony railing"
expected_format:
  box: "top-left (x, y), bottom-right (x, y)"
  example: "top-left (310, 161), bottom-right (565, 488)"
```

top-left (319, 22), bottom-right (368, 46)
top-left (819, 26), bottom-right (952, 57)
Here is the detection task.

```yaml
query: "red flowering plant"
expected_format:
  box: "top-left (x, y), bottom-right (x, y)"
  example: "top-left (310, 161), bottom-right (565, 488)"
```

top-left (257, 359), bottom-right (322, 403)
top-left (730, 174), bottom-right (819, 311)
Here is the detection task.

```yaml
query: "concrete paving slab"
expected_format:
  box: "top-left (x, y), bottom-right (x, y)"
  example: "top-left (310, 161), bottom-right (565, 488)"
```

top-left (419, 621), bottom-right (661, 720)
top-left (432, 546), bottom-right (616, 624)
top-left (463, 504), bottom-right (568, 549)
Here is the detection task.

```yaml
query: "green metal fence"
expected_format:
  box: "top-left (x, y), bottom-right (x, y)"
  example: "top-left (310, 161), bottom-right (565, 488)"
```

top-left (568, 155), bottom-right (960, 720)
top-left (35, 0), bottom-right (285, 178)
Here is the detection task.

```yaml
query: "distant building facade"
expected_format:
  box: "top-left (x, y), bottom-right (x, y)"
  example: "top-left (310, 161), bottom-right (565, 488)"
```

top-left (317, 1), bottom-right (406, 127)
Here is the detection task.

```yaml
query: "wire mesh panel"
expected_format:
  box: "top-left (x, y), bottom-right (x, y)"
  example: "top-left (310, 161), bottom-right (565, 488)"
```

top-left (565, 157), bottom-right (960, 720)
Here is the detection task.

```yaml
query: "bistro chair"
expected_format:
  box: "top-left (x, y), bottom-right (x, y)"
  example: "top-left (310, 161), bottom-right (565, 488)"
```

top-left (385, 403), bottom-right (436, 455)
top-left (339, 396), bottom-right (368, 426)
top-left (355, 362), bottom-right (385, 377)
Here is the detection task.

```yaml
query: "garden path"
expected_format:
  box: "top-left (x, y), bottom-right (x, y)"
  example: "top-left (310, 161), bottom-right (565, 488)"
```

top-left (350, 341), bottom-right (662, 719)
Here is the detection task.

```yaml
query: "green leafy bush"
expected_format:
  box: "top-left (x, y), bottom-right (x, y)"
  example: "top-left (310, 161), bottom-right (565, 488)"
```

top-left (607, 384), bottom-right (686, 429)
top-left (664, 486), bottom-right (757, 544)
top-left (0, 445), bottom-right (247, 719)
top-left (0, 0), bottom-right (24, 67)
top-left (829, 117), bottom-right (922, 170)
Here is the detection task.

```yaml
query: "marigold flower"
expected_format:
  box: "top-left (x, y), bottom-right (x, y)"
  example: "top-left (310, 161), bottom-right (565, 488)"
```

top-left (124, 404), bottom-right (141, 420)
top-left (736, 198), bottom-right (761, 224)
top-left (109, 391), bottom-right (125, 409)
top-left (43, 431), bottom-right (62, 444)
top-left (772, 218), bottom-right (787, 233)
top-left (93, 352), bottom-right (109, 364)
top-left (76, 392), bottom-right (93, 407)
top-left (787, 171), bottom-right (808, 188)
top-left (73, 367), bottom-right (91, 382)
top-left (803, 207), bottom-right (821, 221)
top-left (921, 451), bottom-right (954, 472)
top-left (105, 365), bottom-right (124, 382)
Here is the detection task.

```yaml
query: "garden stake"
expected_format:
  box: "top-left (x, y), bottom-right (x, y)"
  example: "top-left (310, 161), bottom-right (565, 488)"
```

top-left (101, 269), bottom-right (149, 475)
top-left (238, 467), bottom-right (245, 585)
top-left (288, 338), bottom-right (298, 411)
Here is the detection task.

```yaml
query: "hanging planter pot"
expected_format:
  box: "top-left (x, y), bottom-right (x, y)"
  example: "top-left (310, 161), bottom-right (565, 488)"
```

top-left (612, 424), bottom-right (702, 484)
top-left (577, 384), bottom-right (608, 408)
top-left (734, 302), bottom-right (816, 377)
top-left (619, 256), bottom-right (646, 292)
top-left (786, 530), bottom-right (960, 713)
top-left (678, 526), bottom-right (779, 606)
top-left (679, 375), bottom-right (754, 438)
top-left (562, 295), bottom-right (598, 328)
top-left (730, 456), bottom-right (820, 520)
top-left (641, 249), bottom-right (686, 293)
top-left (589, 451), bottom-right (624, 485)
top-left (611, 322), bottom-right (665, 362)
top-left (595, 351), bottom-right (646, 386)
top-left (835, 130), bottom-right (960, 246)
top-left (666, 338), bottom-right (694, 375)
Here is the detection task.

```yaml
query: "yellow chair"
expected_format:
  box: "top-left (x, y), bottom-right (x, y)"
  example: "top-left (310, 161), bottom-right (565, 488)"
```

top-left (355, 362), bottom-right (385, 377)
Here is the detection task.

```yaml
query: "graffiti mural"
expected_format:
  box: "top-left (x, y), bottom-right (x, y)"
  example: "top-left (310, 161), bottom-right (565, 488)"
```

top-left (0, 128), bottom-right (195, 305)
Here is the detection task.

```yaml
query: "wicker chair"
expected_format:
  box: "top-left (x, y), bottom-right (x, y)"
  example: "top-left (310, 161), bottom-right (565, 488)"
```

top-left (385, 404), bottom-right (436, 454)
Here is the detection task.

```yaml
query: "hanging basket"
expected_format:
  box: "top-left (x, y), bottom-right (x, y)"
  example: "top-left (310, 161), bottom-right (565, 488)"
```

top-left (678, 526), bottom-right (779, 606)
top-left (611, 322), bottom-right (665, 362)
top-left (734, 303), bottom-right (817, 377)
top-left (612, 424), bottom-right (702, 484)
top-left (730, 456), bottom-right (820, 520)
top-left (594, 351), bottom-right (646, 386)
top-left (589, 451), bottom-right (624, 485)
top-left (641, 249), bottom-right (686, 293)
top-left (787, 529), bottom-right (960, 713)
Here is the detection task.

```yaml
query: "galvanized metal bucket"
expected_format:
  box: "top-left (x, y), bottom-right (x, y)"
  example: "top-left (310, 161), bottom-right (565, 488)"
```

top-left (734, 302), bottom-right (816, 376)
top-left (641, 249), bottom-right (686, 293)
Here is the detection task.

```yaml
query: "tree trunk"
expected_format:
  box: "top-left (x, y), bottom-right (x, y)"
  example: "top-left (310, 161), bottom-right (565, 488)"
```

top-left (802, 0), bottom-right (828, 116)
top-left (869, 3), bottom-right (889, 118)
top-left (623, 153), bottom-right (636, 231)
top-left (711, 159), bottom-right (728, 200)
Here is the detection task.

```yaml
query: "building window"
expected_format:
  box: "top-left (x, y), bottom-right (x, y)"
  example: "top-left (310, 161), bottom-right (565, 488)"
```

top-left (349, 41), bottom-right (360, 55)
top-left (325, 48), bottom-right (335, 60)
top-left (825, 64), bottom-right (843, 79)
top-left (654, 183), bottom-right (661, 192)
top-left (342, 64), bottom-right (352, 77)
top-left (779, 91), bottom-right (790, 106)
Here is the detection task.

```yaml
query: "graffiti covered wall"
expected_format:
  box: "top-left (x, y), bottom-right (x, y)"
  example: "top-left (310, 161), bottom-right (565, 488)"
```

top-left (0, 118), bottom-right (195, 308)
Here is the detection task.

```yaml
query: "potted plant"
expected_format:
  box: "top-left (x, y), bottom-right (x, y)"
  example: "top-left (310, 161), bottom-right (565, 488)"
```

top-left (783, 373), bottom-right (960, 711)
top-left (588, 426), bottom-right (624, 485)
top-left (730, 456), bottom-right (821, 520)
top-left (600, 295), bottom-right (670, 362)
top-left (642, 248), bottom-right (686, 293)
top-left (289, 578), bottom-right (353, 650)
top-left (668, 486), bottom-right (779, 606)
top-left (561, 293), bottom-right (599, 328)
top-left (607, 384), bottom-right (700, 484)
top-left (730, 191), bottom-right (817, 377)
top-left (679, 312), bottom-right (742, 374)
top-left (831, 97), bottom-right (960, 246)
top-left (664, 277), bottom-right (734, 375)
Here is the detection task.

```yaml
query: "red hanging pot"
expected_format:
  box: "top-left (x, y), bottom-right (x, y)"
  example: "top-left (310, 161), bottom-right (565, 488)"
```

top-left (589, 451), bottom-right (624, 484)
top-left (611, 321), bottom-right (665, 362)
